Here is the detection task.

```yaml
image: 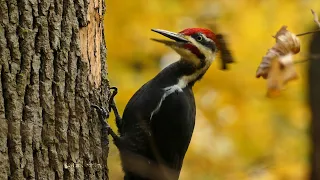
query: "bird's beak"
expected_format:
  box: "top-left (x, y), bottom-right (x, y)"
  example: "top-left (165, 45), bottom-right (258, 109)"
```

top-left (151, 29), bottom-right (189, 46)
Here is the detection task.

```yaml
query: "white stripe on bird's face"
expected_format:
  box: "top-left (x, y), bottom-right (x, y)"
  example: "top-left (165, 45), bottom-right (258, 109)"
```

top-left (185, 35), bottom-right (217, 64)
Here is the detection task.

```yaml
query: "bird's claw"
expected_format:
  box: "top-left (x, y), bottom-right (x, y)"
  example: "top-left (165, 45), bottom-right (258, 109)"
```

top-left (91, 86), bottom-right (122, 143)
top-left (91, 104), bottom-right (109, 119)
top-left (91, 104), bottom-right (112, 145)
top-left (108, 86), bottom-right (122, 128)
top-left (110, 86), bottom-right (118, 93)
top-left (108, 86), bottom-right (118, 112)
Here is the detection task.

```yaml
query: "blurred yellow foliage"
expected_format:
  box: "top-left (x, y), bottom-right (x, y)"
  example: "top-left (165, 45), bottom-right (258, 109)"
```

top-left (105, 0), bottom-right (320, 179)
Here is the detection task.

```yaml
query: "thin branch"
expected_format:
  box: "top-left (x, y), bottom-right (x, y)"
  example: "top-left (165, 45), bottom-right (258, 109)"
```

top-left (311, 9), bottom-right (320, 28)
top-left (293, 10), bottom-right (320, 37)
top-left (293, 54), bottom-right (320, 64)
top-left (294, 59), bottom-right (309, 64)
top-left (296, 29), bottom-right (320, 36)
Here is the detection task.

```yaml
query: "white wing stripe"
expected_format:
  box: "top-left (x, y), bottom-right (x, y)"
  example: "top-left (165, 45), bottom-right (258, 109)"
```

top-left (150, 85), bottom-right (183, 120)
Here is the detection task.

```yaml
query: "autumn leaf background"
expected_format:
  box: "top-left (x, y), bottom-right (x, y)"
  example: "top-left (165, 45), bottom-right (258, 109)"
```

top-left (105, 0), bottom-right (320, 179)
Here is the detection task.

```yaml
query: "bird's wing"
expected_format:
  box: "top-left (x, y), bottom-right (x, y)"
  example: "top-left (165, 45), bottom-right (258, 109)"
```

top-left (119, 82), bottom-right (166, 152)
top-left (120, 81), bottom-right (196, 171)
top-left (121, 82), bottom-right (184, 131)
top-left (149, 87), bottom-right (196, 171)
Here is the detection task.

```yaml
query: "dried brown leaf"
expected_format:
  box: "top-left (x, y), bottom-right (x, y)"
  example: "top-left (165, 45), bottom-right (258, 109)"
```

top-left (266, 57), bottom-right (282, 97)
top-left (256, 26), bottom-right (300, 97)
top-left (266, 55), bottom-right (298, 97)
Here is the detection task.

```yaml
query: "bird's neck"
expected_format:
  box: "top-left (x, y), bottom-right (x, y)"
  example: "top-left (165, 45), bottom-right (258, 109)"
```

top-left (171, 58), bottom-right (212, 88)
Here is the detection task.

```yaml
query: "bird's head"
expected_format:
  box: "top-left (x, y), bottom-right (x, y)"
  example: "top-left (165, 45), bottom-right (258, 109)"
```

top-left (152, 28), bottom-right (219, 68)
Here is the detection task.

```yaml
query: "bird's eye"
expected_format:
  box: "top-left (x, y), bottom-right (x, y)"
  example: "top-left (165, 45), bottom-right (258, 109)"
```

top-left (197, 35), bottom-right (203, 41)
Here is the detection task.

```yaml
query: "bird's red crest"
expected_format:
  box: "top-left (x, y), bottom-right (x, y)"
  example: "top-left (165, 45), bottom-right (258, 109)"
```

top-left (180, 28), bottom-right (216, 42)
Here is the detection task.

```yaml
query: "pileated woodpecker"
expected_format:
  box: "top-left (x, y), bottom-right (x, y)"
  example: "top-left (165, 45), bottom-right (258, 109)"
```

top-left (93, 28), bottom-right (233, 180)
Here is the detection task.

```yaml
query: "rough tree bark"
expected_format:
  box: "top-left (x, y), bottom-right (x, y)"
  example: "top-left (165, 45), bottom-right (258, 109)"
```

top-left (308, 29), bottom-right (320, 180)
top-left (0, 0), bottom-right (110, 179)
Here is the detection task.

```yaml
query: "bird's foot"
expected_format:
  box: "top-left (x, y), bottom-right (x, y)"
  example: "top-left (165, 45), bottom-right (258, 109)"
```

top-left (91, 104), bottom-right (119, 143)
top-left (108, 86), bottom-right (122, 128)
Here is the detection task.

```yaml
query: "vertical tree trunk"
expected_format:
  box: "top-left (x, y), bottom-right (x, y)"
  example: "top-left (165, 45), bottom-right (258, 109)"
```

top-left (0, 0), bottom-right (110, 179)
top-left (308, 30), bottom-right (320, 180)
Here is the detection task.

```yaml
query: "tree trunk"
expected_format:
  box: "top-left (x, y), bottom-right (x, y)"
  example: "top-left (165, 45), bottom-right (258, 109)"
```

top-left (0, 0), bottom-right (110, 179)
top-left (308, 30), bottom-right (320, 180)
